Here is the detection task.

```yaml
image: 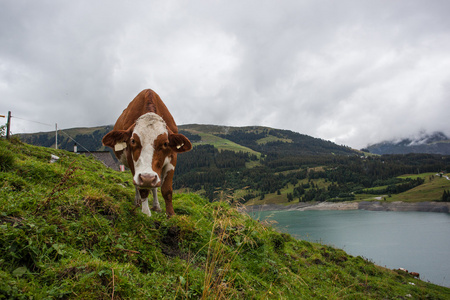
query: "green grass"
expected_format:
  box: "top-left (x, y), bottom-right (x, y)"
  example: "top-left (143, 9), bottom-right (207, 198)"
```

top-left (358, 173), bottom-right (450, 203)
top-left (189, 131), bottom-right (261, 158)
top-left (245, 184), bottom-right (297, 206)
top-left (1, 138), bottom-right (449, 299)
top-left (388, 174), bottom-right (450, 202)
top-left (397, 172), bottom-right (439, 180)
top-left (255, 135), bottom-right (293, 145)
top-left (245, 171), bottom-right (450, 206)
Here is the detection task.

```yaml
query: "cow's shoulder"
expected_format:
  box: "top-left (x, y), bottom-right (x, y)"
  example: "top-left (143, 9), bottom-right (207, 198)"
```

top-left (114, 89), bottom-right (178, 133)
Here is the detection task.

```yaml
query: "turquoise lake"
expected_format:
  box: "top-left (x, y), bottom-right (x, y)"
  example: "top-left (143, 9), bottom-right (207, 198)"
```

top-left (249, 209), bottom-right (450, 288)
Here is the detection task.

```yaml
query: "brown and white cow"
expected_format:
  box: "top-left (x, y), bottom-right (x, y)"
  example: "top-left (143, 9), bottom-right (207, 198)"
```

top-left (102, 89), bottom-right (191, 217)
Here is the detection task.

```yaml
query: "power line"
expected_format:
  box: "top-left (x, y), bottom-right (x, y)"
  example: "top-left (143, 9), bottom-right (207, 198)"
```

top-left (58, 129), bottom-right (92, 154)
top-left (58, 130), bottom-right (112, 169)
top-left (11, 115), bottom-right (53, 127)
top-left (7, 113), bottom-right (93, 154)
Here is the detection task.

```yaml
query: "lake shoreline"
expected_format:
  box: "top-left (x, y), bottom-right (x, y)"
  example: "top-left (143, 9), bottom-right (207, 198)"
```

top-left (242, 201), bottom-right (450, 213)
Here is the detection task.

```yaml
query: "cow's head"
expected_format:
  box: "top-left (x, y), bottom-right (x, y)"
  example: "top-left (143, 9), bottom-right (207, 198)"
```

top-left (102, 113), bottom-right (191, 189)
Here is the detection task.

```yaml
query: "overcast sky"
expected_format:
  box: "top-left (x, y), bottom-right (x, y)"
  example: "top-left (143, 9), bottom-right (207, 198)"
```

top-left (1, 0), bottom-right (449, 149)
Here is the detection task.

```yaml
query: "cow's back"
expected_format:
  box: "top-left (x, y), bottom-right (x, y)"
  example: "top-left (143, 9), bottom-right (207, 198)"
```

top-left (114, 89), bottom-right (178, 133)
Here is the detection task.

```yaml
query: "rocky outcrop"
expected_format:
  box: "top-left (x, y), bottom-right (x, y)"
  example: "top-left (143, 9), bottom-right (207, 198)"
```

top-left (243, 201), bottom-right (450, 213)
top-left (358, 201), bottom-right (450, 213)
top-left (243, 201), bottom-right (358, 212)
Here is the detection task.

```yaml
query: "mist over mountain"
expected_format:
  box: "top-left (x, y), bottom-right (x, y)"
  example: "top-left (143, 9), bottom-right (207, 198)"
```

top-left (366, 132), bottom-right (450, 155)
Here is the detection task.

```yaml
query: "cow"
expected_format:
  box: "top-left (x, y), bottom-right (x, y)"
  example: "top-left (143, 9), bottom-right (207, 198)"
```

top-left (102, 89), bottom-right (192, 217)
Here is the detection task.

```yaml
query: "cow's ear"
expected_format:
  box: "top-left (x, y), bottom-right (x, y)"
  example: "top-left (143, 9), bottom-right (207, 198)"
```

top-left (169, 133), bottom-right (192, 153)
top-left (102, 130), bottom-right (132, 149)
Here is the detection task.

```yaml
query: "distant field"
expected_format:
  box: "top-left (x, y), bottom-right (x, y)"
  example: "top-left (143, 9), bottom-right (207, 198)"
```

top-left (389, 173), bottom-right (450, 202)
top-left (397, 172), bottom-right (437, 180)
top-left (242, 172), bottom-right (450, 206)
top-left (245, 160), bottom-right (262, 168)
top-left (275, 168), bottom-right (303, 176)
top-left (256, 135), bottom-right (293, 145)
top-left (245, 179), bottom-right (333, 206)
top-left (188, 131), bottom-right (261, 157)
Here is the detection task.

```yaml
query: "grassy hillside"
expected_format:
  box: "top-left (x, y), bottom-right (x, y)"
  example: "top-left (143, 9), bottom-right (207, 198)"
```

top-left (246, 172), bottom-right (450, 206)
top-left (183, 130), bottom-right (260, 158)
top-left (388, 173), bottom-right (450, 202)
top-left (1, 139), bottom-right (449, 299)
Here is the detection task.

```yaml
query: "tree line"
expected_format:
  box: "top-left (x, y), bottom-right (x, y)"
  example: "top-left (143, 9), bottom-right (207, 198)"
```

top-left (174, 144), bottom-right (450, 202)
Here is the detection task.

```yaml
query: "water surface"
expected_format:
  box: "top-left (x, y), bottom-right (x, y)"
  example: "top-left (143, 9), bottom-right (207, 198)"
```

top-left (250, 209), bottom-right (450, 287)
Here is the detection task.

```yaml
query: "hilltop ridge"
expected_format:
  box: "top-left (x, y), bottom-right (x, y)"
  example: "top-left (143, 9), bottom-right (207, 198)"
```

top-left (17, 123), bottom-right (357, 156)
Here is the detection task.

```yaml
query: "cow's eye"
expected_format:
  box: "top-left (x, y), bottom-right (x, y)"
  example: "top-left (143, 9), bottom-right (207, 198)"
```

top-left (163, 142), bottom-right (169, 148)
top-left (130, 138), bottom-right (136, 146)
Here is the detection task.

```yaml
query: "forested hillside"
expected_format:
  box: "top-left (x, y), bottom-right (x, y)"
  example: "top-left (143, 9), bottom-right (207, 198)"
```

top-left (15, 124), bottom-right (450, 204)
top-left (175, 145), bottom-right (450, 203)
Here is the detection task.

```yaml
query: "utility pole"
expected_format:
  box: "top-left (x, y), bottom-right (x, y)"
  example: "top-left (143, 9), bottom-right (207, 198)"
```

top-left (55, 123), bottom-right (58, 149)
top-left (0, 113), bottom-right (5, 138)
top-left (6, 111), bottom-right (11, 139)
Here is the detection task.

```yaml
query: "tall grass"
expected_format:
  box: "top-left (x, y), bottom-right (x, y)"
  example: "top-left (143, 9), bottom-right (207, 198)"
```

top-left (0, 145), bottom-right (15, 171)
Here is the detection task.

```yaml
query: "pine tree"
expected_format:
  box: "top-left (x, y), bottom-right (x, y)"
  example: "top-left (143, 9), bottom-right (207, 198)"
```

top-left (287, 193), bottom-right (293, 202)
top-left (442, 190), bottom-right (450, 202)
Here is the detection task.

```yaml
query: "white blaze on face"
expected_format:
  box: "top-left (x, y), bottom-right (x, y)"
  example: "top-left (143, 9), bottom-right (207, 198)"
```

top-left (162, 156), bottom-right (175, 182)
top-left (132, 113), bottom-right (168, 186)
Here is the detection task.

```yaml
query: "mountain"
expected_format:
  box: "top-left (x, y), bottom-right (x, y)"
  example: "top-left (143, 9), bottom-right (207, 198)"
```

top-left (180, 124), bottom-right (356, 156)
top-left (15, 125), bottom-right (450, 205)
top-left (366, 132), bottom-right (450, 155)
top-left (16, 124), bottom-right (357, 156)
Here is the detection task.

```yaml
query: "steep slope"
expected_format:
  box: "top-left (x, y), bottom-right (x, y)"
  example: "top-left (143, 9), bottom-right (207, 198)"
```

top-left (366, 132), bottom-right (450, 155)
top-left (1, 139), bottom-right (448, 298)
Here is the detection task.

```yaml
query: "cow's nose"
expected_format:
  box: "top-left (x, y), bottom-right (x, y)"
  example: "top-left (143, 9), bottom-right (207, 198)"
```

top-left (138, 173), bottom-right (160, 187)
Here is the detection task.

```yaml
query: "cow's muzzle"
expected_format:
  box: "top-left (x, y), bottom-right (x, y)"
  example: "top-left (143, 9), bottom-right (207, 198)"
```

top-left (134, 173), bottom-right (160, 188)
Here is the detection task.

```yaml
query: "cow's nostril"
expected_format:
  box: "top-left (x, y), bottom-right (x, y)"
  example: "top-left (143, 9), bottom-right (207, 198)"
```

top-left (138, 173), bottom-right (159, 187)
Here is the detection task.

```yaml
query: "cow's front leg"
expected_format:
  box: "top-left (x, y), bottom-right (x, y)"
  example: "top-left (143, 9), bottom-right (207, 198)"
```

top-left (134, 186), bottom-right (141, 206)
top-left (138, 188), bottom-right (151, 216)
top-left (151, 188), bottom-right (162, 212)
top-left (161, 170), bottom-right (175, 217)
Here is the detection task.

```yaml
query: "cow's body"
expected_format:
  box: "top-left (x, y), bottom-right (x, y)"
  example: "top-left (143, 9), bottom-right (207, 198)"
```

top-left (102, 89), bottom-right (191, 217)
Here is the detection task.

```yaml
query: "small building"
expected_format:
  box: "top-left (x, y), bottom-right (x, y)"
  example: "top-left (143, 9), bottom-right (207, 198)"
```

top-left (80, 151), bottom-right (122, 171)
top-left (72, 143), bottom-right (124, 171)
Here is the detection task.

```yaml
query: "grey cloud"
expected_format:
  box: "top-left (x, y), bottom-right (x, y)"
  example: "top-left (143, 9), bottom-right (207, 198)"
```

top-left (1, 0), bottom-right (450, 148)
